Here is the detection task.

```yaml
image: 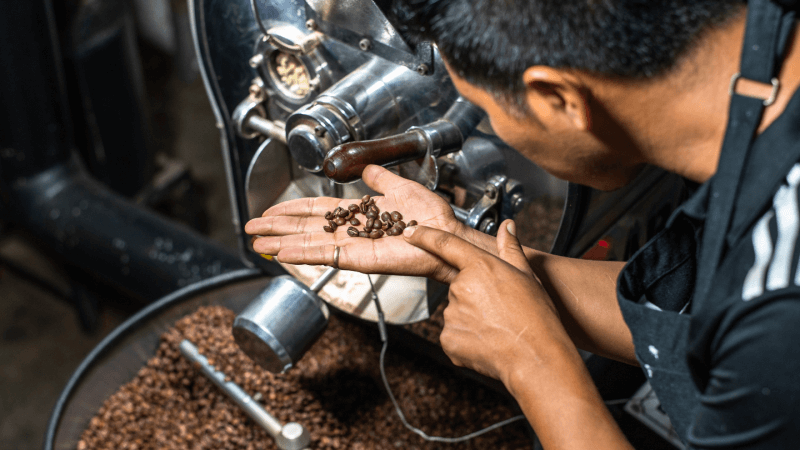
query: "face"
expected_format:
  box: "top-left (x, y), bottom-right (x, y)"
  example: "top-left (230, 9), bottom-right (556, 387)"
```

top-left (446, 67), bottom-right (644, 191)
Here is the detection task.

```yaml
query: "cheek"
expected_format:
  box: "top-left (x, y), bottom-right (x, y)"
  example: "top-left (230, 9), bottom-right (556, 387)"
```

top-left (487, 114), bottom-right (532, 150)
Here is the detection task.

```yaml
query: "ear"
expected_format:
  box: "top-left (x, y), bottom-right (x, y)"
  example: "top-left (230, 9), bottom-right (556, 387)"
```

top-left (522, 66), bottom-right (590, 131)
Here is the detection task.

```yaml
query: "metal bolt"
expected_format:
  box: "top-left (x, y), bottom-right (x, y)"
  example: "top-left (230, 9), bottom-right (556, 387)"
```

top-left (249, 84), bottom-right (263, 99)
top-left (416, 64), bottom-right (430, 75)
top-left (485, 184), bottom-right (498, 200)
top-left (309, 76), bottom-right (321, 91)
top-left (479, 218), bottom-right (497, 235)
top-left (249, 54), bottom-right (265, 68)
top-left (314, 126), bottom-right (326, 137)
top-left (510, 193), bottom-right (525, 212)
top-left (305, 19), bottom-right (316, 30)
top-left (359, 38), bottom-right (372, 51)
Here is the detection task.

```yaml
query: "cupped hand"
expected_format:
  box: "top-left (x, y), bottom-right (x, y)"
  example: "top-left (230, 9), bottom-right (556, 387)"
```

top-left (246, 165), bottom-right (466, 283)
top-left (402, 219), bottom-right (571, 384)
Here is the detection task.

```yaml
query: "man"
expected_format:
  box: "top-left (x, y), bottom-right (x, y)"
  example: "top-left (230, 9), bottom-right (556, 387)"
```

top-left (247, 0), bottom-right (800, 448)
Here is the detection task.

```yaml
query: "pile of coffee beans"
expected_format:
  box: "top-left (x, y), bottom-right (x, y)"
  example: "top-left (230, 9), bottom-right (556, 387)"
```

top-left (323, 195), bottom-right (417, 239)
top-left (79, 306), bottom-right (531, 449)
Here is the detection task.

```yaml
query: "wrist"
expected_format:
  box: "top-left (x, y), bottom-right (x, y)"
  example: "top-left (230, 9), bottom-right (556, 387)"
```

top-left (501, 332), bottom-right (584, 398)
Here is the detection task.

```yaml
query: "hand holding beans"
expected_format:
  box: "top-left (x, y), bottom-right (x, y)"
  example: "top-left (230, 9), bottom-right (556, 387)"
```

top-left (246, 165), bottom-right (474, 283)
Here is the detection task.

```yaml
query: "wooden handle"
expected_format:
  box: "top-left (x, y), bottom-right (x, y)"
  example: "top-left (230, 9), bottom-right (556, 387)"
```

top-left (323, 132), bottom-right (428, 183)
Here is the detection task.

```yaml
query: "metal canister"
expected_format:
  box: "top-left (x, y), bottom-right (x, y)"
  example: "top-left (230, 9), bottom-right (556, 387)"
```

top-left (233, 274), bottom-right (331, 373)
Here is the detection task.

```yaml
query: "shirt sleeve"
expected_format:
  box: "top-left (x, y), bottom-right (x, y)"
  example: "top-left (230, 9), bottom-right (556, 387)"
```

top-left (686, 291), bottom-right (800, 449)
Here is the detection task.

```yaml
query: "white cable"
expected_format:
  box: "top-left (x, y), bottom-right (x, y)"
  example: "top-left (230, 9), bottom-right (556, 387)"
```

top-left (366, 275), bottom-right (528, 443)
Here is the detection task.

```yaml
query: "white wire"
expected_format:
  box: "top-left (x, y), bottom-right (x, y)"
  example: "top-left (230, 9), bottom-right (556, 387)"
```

top-left (366, 274), bottom-right (528, 443)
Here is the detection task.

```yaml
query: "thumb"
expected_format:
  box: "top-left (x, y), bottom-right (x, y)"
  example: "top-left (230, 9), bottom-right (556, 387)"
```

top-left (496, 220), bottom-right (534, 275)
top-left (362, 165), bottom-right (410, 195)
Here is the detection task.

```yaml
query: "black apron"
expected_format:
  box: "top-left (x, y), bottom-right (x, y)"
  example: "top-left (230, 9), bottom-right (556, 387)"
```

top-left (616, 0), bottom-right (797, 442)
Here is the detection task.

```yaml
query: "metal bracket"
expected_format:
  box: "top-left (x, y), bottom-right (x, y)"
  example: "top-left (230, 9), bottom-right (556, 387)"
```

top-left (464, 176), bottom-right (525, 235)
top-left (304, 2), bottom-right (435, 75)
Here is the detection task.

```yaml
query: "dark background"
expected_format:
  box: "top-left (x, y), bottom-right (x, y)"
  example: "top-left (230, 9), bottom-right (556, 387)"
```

top-left (0, 1), bottom-right (235, 447)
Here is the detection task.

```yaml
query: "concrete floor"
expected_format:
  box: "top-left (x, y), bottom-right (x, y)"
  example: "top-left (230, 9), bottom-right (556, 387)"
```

top-left (0, 239), bottom-right (127, 449)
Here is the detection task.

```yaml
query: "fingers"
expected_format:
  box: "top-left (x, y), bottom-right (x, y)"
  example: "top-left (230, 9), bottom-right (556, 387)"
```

top-left (260, 197), bottom-right (350, 217)
top-left (362, 165), bottom-right (418, 194)
top-left (495, 219), bottom-right (534, 276)
top-left (245, 215), bottom-right (328, 236)
top-left (252, 231), bottom-right (336, 255)
top-left (402, 225), bottom-right (488, 271)
top-left (276, 244), bottom-right (342, 268)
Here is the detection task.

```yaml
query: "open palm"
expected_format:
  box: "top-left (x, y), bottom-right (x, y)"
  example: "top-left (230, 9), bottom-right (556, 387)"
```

top-left (246, 165), bottom-right (464, 282)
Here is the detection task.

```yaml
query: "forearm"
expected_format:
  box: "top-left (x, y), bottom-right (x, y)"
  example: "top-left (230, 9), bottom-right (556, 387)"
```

top-left (460, 226), bottom-right (636, 365)
top-left (505, 332), bottom-right (634, 450)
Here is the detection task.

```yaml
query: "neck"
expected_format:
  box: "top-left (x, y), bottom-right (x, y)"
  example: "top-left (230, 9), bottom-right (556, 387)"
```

top-left (590, 9), bottom-right (800, 183)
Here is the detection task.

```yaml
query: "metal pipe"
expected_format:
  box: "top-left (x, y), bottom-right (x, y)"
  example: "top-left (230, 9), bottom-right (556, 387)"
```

top-left (6, 160), bottom-right (267, 301)
top-left (248, 115), bottom-right (287, 144)
top-left (309, 267), bottom-right (337, 292)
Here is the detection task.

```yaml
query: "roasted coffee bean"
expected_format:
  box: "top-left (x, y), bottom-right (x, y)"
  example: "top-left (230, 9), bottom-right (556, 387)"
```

top-left (369, 204), bottom-right (379, 213)
top-left (324, 211), bottom-right (334, 220)
top-left (358, 231), bottom-right (370, 238)
top-left (381, 222), bottom-right (391, 231)
top-left (327, 219), bottom-right (338, 230)
top-left (365, 210), bottom-right (377, 220)
top-left (345, 211), bottom-right (355, 220)
top-left (366, 198), bottom-right (376, 208)
top-left (395, 220), bottom-right (406, 230)
top-left (360, 203), bottom-right (368, 214)
top-left (334, 217), bottom-right (347, 226)
top-left (349, 218), bottom-right (361, 226)
top-left (348, 204), bottom-right (360, 212)
top-left (390, 211), bottom-right (403, 222)
top-left (361, 194), bottom-right (371, 203)
top-left (407, 220), bottom-right (418, 227)
top-left (333, 206), bottom-right (343, 215)
top-left (385, 227), bottom-right (398, 236)
top-left (369, 230), bottom-right (384, 239)
top-left (365, 218), bottom-right (375, 229)
top-left (380, 212), bottom-right (391, 222)
top-left (347, 227), bottom-right (359, 237)
top-left (323, 225), bottom-right (334, 233)
top-left (336, 209), bottom-right (349, 218)
top-left (373, 219), bottom-right (383, 229)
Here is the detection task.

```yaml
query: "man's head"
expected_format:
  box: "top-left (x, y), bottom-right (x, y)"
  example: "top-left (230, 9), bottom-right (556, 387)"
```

top-left (389, 0), bottom-right (744, 188)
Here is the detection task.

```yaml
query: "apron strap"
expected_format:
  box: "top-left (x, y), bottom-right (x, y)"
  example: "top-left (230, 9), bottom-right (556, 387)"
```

top-left (694, 0), bottom-right (795, 305)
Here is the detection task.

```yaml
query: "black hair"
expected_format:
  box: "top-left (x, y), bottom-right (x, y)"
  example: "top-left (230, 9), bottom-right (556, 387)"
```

top-left (390, 0), bottom-right (744, 99)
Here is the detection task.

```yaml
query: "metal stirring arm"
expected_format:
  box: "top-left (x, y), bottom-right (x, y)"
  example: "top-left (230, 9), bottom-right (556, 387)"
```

top-left (179, 339), bottom-right (311, 450)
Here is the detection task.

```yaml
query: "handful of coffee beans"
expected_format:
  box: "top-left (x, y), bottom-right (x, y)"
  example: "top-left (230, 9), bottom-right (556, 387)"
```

top-left (323, 195), bottom-right (418, 239)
